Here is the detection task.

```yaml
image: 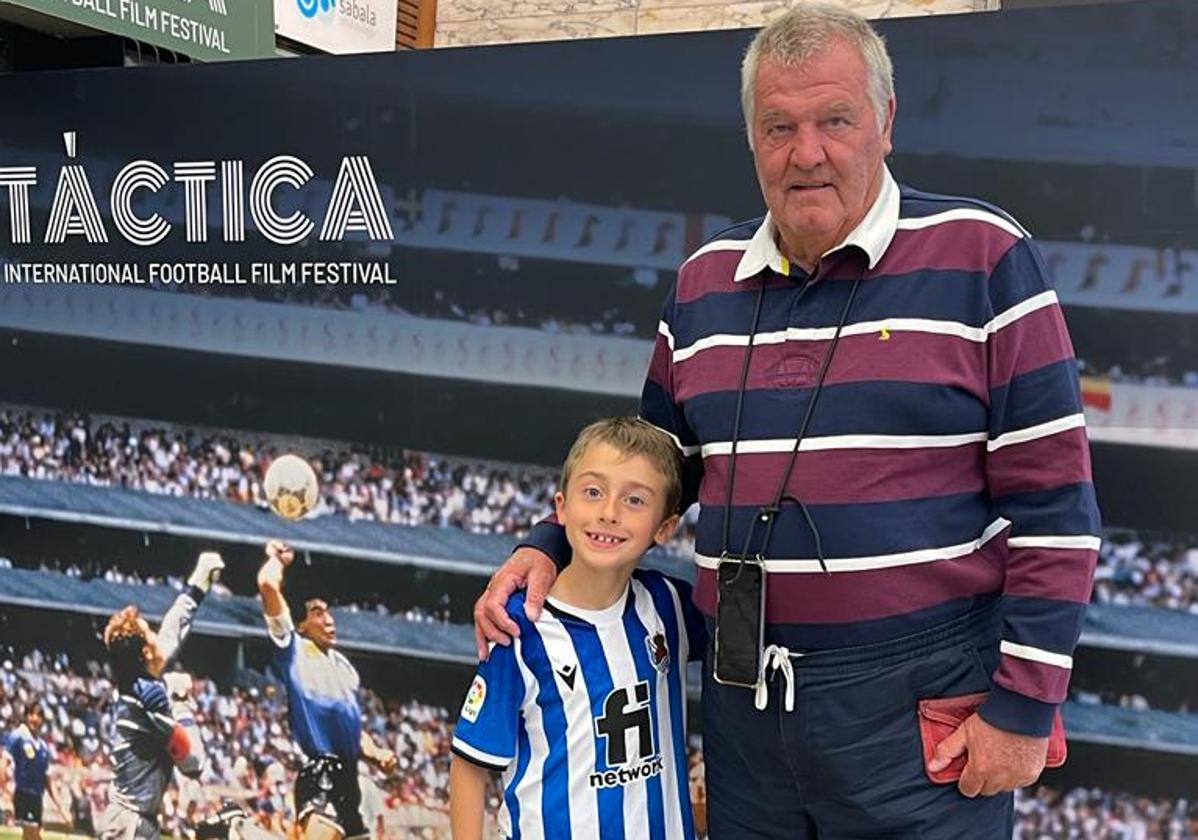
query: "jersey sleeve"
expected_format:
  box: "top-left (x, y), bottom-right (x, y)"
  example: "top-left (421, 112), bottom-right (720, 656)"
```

top-left (450, 641), bottom-right (525, 771)
top-left (156, 589), bottom-right (201, 669)
top-left (978, 236), bottom-right (1101, 738)
top-left (664, 574), bottom-right (708, 663)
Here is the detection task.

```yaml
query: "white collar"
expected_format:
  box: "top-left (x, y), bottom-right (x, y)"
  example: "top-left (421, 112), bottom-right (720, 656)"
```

top-left (733, 165), bottom-right (899, 281)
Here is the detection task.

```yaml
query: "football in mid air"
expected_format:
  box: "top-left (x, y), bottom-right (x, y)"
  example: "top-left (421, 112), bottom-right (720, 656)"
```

top-left (263, 454), bottom-right (319, 520)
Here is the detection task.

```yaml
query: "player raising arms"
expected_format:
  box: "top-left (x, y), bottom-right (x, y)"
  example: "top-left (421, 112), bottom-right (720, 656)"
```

top-left (256, 541), bottom-right (395, 840)
top-left (3, 703), bottom-right (69, 840)
top-left (97, 551), bottom-right (225, 840)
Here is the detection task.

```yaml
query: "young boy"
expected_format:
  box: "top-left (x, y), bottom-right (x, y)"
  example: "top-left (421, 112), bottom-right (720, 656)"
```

top-left (450, 417), bottom-right (706, 840)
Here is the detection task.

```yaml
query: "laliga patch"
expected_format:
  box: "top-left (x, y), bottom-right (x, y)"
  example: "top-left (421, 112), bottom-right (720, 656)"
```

top-left (462, 675), bottom-right (487, 723)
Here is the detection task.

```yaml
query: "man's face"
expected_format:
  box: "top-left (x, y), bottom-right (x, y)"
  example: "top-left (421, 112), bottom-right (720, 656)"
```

top-left (24, 706), bottom-right (43, 732)
top-left (300, 599), bottom-right (337, 649)
top-left (553, 442), bottom-right (679, 576)
top-left (750, 40), bottom-right (894, 265)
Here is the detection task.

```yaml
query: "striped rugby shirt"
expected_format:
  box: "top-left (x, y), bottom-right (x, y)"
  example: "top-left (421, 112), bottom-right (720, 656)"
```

top-left (524, 168), bottom-right (1101, 737)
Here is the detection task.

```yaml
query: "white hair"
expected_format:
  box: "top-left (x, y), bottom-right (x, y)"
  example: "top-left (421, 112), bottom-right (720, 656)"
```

top-left (741, 2), bottom-right (895, 149)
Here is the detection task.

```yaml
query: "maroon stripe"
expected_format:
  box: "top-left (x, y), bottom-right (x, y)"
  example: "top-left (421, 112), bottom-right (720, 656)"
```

top-left (987, 427), bottom-right (1092, 496)
top-left (699, 446), bottom-right (986, 507)
top-left (994, 655), bottom-right (1071, 705)
top-left (988, 304), bottom-right (1074, 388)
top-left (647, 334), bottom-right (672, 391)
top-left (693, 540), bottom-right (1005, 623)
top-left (673, 330), bottom-right (987, 402)
top-left (676, 249), bottom-right (754, 303)
top-left (878, 221), bottom-right (1019, 277)
top-left (1004, 547), bottom-right (1097, 603)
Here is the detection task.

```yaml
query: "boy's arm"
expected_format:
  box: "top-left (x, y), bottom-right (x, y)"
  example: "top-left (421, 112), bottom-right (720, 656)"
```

top-left (359, 731), bottom-right (396, 772)
top-left (449, 756), bottom-right (489, 840)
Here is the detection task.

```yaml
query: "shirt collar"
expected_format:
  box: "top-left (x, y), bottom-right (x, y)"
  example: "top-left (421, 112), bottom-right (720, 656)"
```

top-left (733, 165), bottom-right (899, 281)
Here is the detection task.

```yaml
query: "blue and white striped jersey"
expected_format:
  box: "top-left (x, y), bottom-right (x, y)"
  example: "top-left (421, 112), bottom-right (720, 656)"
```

top-left (452, 569), bottom-right (706, 840)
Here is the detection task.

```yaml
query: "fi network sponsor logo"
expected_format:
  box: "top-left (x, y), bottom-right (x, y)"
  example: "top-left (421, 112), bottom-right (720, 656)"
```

top-left (296, 0), bottom-right (335, 19)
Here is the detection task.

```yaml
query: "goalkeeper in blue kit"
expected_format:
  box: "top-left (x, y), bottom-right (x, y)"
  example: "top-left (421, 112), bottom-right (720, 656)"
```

top-left (96, 552), bottom-right (225, 840)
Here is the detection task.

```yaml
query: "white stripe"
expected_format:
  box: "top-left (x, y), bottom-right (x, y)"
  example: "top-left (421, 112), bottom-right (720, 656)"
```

top-left (682, 236), bottom-right (751, 267)
top-left (640, 419), bottom-right (701, 458)
top-left (513, 638), bottom-right (547, 840)
top-left (1007, 535), bottom-right (1101, 551)
top-left (841, 317), bottom-right (987, 343)
top-left (657, 320), bottom-right (674, 352)
top-left (987, 413), bottom-right (1086, 452)
top-left (538, 613), bottom-right (600, 840)
top-left (631, 579), bottom-right (685, 837)
top-left (988, 290), bottom-right (1058, 333)
top-left (700, 430), bottom-right (987, 457)
top-left (670, 290), bottom-right (1059, 363)
top-left (450, 737), bottom-right (509, 768)
top-left (604, 607), bottom-right (648, 837)
top-left (1000, 640), bottom-right (1073, 670)
top-left (695, 517), bottom-right (1009, 573)
top-left (896, 208), bottom-right (1026, 239)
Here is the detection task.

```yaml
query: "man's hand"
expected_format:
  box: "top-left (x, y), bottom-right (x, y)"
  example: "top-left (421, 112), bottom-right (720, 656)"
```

top-left (928, 713), bottom-right (1049, 797)
top-left (258, 541), bottom-right (294, 590)
top-left (473, 547), bottom-right (558, 660)
top-left (187, 552), bottom-right (226, 594)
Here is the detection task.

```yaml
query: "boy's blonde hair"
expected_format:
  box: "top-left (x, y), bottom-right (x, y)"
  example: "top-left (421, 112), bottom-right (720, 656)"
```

top-left (560, 417), bottom-right (683, 518)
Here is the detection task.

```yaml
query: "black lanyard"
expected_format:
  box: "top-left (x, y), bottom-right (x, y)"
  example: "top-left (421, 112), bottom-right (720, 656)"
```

top-left (720, 262), bottom-right (864, 574)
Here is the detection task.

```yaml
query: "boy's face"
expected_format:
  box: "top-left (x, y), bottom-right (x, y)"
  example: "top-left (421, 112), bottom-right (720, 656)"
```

top-left (554, 441), bottom-right (679, 575)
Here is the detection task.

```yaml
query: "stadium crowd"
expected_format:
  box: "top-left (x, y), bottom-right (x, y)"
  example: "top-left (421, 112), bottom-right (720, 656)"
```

top-left (4, 408), bottom-right (1198, 608)
top-left (1092, 532), bottom-right (1198, 614)
top-left (5, 647), bottom-right (1196, 839)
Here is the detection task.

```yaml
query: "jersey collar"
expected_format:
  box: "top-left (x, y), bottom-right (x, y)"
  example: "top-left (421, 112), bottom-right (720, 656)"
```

top-left (733, 165), bottom-right (899, 281)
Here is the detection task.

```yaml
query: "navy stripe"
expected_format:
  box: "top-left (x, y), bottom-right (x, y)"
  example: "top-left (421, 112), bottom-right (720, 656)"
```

top-left (673, 269), bottom-right (994, 341)
top-left (621, 581), bottom-right (666, 840)
top-left (683, 381), bottom-right (988, 441)
top-left (517, 622), bottom-right (572, 839)
top-left (641, 379), bottom-right (699, 448)
top-left (899, 187), bottom-right (1025, 229)
top-left (697, 218), bottom-right (759, 247)
top-left (693, 491), bottom-right (995, 559)
top-left (1002, 595), bottom-right (1088, 653)
top-left (562, 620), bottom-right (622, 840)
top-left (640, 572), bottom-right (696, 840)
top-left (994, 483), bottom-right (1101, 537)
top-left (989, 359), bottom-right (1082, 436)
top-left (989, 239), bottom-right (1053, 315)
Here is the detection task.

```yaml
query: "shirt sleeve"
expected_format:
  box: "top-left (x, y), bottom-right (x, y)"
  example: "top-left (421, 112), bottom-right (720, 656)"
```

top-left (450, 641), bottom-right (525, 771)
top-left (672, 577), bottom-right (709, 663)
top-left (640, 276), bottom-right (703, 517)
top-left (977, 236), bottom-right (1102, 738)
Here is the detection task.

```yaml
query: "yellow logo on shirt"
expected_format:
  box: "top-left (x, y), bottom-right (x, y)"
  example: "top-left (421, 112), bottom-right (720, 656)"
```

top-left (23, 743), bottom-right (35, 760)
top-left (879, 328), bottom-right (891, 341)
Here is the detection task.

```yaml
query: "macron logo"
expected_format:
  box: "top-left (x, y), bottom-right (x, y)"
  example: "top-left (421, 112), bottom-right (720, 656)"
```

top-left (296, 0), bottom-right (335, 18)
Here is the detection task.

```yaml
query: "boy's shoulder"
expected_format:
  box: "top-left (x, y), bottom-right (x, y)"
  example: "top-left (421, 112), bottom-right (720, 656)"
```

top-left (502, 590), bottom-right (535, 631)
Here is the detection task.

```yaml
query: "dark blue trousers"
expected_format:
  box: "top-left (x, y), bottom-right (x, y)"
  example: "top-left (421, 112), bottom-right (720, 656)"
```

top-left (703, 602), bottom-right (1014, 839)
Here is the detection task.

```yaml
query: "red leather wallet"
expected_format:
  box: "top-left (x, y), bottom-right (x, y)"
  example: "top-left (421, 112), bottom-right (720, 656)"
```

top-left (917, 691), bottom-right (1067, 784)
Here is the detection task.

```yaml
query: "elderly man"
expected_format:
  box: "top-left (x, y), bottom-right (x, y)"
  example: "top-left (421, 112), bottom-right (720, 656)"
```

top-left (475, 4), bottom-right (1100, 838)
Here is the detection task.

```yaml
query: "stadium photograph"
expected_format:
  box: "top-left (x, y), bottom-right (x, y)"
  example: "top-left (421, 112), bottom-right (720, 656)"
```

top-left (1, 0), bottom-right (1197, 838)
